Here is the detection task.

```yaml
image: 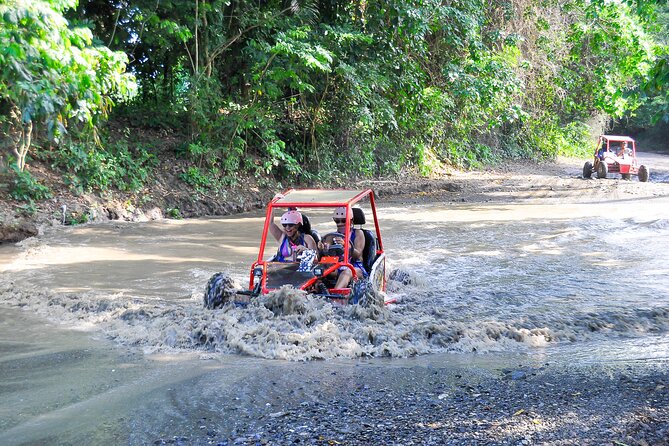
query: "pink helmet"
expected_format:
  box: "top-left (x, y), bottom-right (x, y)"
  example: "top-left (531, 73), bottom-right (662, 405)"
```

top-left (333, 207), bottom-right (347, 219)
top-left (280, 210), bottom-right (302, 225)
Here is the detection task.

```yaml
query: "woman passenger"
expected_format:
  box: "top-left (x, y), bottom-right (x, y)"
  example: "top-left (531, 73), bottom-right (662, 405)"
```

top-left (269, 209), bottom-right (317, 262)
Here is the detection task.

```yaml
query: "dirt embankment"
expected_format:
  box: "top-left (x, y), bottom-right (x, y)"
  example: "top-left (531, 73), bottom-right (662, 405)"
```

top-left (2, 151), bottom-right (668, 243)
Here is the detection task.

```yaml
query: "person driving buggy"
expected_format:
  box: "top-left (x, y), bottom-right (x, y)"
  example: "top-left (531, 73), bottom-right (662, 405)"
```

top-left (597, 142), bottom-right (607, 160)
top-left (318, 207), bottom-right (368, 288)
top-left (617, 141), bottom-right (629, 158)
top-left (269, 209), bottom-right (317, 262)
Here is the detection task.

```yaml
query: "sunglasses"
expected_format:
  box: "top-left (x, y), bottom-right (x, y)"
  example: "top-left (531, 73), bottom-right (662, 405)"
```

top-left (282, 223), bottom-right (297, 228)
top-left (333, 218), bottom-right (346, 224)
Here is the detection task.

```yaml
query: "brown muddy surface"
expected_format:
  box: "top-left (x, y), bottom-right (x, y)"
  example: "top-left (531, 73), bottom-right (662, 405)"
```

top-left (1, 153), bottom-right (668, 445)
top-left (3, 152), bottom-right (668, 244)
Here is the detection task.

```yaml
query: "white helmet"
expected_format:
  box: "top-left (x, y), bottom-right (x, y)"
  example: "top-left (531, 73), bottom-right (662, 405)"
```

top-left (332, 207), bottom-right (347, 219)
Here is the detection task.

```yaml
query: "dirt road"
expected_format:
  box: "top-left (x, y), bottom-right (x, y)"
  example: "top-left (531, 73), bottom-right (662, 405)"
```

top-left (371, 152), bottom-right (669, 206)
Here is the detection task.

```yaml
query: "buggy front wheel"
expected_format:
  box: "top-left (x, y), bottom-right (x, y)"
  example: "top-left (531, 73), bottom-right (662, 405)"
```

top-left (596, 162), bottom-right (608, 179)
top-left (638, 165), bottom-right (649, 182)
top-left (204, 272), bottom-right (237, 309)
top-left (351, 280), bottom-right (383, 307)
top-left (582, 162), bottom-right (593, 179)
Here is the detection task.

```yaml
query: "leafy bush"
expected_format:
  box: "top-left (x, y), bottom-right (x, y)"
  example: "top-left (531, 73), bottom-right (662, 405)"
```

top-left (64, 211), bottom-right (89, 226)
top-left (52, 140), bottom-right (156, 193)
top-left (16, 202), bottom-right (38, 216)
top-left (518, 118), bottom-right (592, 160)
top-left (180, 166), bottom-right (211, 189)
top-left (0, 0), bottom-right (136, 171)
top-left (166, 207), bottom-right (182, 219)
top-left (9, 165), bottom-right (52, 202)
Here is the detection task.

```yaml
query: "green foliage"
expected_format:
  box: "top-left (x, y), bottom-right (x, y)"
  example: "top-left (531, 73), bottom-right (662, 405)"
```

top-left (415, 144), bottom-right (444, 176)
top-left (64, 211), bottom-right (89, 226)
top-left (180, 166), bottom-right (211, 189)
top-left (166, 208), bottom-right (182, 219)
top-left (558, 122), bottom-right (592, 157)
top-left (20, 0), bottom-right (665, 187)
top-left (51, 139), bottom-right (156, 193)
top-left (16, 202), bottom-right (38, 217)
top-left (643, 54), bottom-right (669, 123)
top-left (9, 165), bottom-right (52, 202)
top-left (521, 118), bottom-right (592, 159)
top-left (113, 102), bottom-right (188, 131)
top-left (562, 0), bottom-right (655, 119)
top-left (0, 0), bottom-right (137, 170)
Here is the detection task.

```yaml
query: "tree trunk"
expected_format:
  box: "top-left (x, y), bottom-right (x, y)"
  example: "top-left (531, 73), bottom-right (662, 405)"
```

top-left (12, 121), bottom-right (32, 172)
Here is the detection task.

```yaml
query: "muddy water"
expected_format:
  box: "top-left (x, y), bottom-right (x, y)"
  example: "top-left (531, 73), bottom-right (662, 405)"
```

top-left (385, 200), bottom-right (669, 359)
top-left (3, 198), bottom-right (667, 360)
top-left (1, 168), bottom-right (669, 444)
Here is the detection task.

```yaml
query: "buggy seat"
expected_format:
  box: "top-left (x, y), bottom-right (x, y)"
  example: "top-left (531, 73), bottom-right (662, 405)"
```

top-left (300, 213), bottom-right (320, 244)
top-left (352, 208), bottom-right (377, 273)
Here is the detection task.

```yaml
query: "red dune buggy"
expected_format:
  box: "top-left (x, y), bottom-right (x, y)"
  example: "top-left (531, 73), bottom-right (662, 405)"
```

top-left (204, 189), bottom-right (392, 308)
top-left (583, 135), bottom-right (649, 182)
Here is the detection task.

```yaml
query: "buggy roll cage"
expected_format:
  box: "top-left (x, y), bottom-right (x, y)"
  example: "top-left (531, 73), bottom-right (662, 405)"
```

top-left (248, 189), bottom-right (384, 293)
top-left (596, 135), bottom-right (637, 157)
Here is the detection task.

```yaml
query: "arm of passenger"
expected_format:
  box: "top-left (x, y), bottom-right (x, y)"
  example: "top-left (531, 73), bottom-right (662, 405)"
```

top-left (304, 234), bottom-right (317, 251)
top-left (351, 229), bottom-right (364, 260)
top-left (269, 208), bottom-right (283, 242)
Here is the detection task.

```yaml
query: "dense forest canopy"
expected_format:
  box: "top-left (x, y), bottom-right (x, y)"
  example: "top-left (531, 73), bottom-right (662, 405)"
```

top-left (1, 0), bottom-right (668, 202)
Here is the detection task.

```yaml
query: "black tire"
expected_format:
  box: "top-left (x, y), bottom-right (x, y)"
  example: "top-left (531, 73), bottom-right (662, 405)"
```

top-left (596, 162), bottom-right (608, 179)
top-left (360, 290), bottom-right (384, 308)
top-left (582, 162), bottom-right (592, 179)
top-left (352, 280), bottom-right (383, 307)
top-left (389, 268), bottom-right (415, 286)
top-left (638, 165), bottom-right (649, 182)
top-left (204, 272), bottom-right (237, 309)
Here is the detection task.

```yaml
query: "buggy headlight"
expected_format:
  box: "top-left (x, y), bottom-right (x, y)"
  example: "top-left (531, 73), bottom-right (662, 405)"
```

top-left (313, 266), bottom-right (324, 277)
top-left (253, 266), bottom-right (264, 277)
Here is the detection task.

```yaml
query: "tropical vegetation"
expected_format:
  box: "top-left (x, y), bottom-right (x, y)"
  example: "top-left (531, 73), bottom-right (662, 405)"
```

top-left (1, 0), bottom-right (668, 203)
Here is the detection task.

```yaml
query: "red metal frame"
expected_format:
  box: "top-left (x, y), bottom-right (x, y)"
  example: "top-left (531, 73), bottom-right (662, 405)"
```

top-left (593, 135), bottom-right (639, 175)
top-left (249, 189), bottom-right (384, 295)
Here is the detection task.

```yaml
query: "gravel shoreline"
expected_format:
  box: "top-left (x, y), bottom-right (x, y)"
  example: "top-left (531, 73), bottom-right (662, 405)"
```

top-left (152, 361), bottom-right (669, 446)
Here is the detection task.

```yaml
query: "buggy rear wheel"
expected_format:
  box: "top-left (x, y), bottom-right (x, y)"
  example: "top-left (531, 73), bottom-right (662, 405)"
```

top-left (638, 165), bottom-right (649, 182)
top-left (596, 162), bottom-right (608, 179)
top-left (582, 162), bottom-right (592, 179)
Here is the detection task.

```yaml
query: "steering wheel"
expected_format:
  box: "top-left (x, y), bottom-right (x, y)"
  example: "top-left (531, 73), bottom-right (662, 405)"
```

top-left (321, 232), bottom-right (345, 257)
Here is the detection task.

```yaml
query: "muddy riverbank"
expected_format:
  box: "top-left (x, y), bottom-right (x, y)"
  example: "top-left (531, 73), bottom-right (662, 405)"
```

top-left (2, 151), bottom-right (669, 244)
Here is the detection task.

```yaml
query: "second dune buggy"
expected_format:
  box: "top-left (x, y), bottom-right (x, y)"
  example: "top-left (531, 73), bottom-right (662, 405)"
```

top-left (583, 135), bottom-right (649, 182)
